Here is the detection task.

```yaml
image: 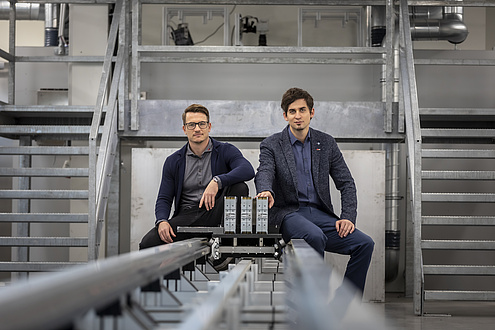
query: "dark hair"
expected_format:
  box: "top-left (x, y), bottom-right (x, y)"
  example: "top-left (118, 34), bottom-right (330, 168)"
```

top-left (281, 87), bottom-right (314, 114)
top-left (182, 104), bottom-right (210, 124)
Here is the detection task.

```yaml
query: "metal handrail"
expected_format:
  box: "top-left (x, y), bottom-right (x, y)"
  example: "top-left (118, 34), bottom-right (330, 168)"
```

top-left (0, 238), bottom-right (210, 330)
top-left (88, 0), bottom-right (125, 260)
top-left (284, 239), bottom-right (387, 330)
top-left (398, 0), bottom-right (423, 315)
top-left (175, 259), bottom-right (253, 330)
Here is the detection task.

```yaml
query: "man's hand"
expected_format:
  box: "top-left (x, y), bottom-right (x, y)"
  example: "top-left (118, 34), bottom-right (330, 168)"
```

top-left (158, 221), bottom-right (176, 243)
top-left (199, 179), bottom-right (219, 211)
top-left (335, 219), bottom-right (355, 238)
top-left (255, 191), bottom-right (275, 208)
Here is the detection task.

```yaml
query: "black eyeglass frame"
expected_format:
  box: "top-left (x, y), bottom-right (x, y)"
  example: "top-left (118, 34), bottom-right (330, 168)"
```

top-left (184, 121), bottom-right (209, 130)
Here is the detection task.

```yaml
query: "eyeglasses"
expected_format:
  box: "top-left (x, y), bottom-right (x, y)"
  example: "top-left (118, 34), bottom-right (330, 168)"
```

top-left (185, 121), bottom-right (209, 130)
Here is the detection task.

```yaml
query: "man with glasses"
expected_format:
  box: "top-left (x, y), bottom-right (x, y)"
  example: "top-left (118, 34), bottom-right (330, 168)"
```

top-left (255, 88), bottom-right (374, 294)
top-left (139, 104), bottom-right (255, 261)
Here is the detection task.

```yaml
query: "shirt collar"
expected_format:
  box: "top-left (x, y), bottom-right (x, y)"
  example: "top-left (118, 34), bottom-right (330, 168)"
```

top-left (288, 127), bottom-right (311, 146)
top-left (187, 138), bottom-right (213, 157)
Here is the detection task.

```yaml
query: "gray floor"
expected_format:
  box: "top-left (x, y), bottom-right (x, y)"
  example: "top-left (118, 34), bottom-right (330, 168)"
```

top-left (380, 294), bottom-right (495, 330)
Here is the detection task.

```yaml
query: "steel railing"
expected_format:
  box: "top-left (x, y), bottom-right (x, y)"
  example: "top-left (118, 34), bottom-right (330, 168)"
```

top-left (0, 238), bottom-right (210, 330)
top-left (398, 0), bottom-right (423, 316)
top-left (88, 0), bottom-right (126, 260)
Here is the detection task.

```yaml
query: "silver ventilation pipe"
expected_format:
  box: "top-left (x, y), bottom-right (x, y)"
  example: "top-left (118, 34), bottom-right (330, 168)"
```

top-left (410, 6), bottom-right (468, 44)
top-left (0, 2), bottom-right (44, 20)
top-left (371, 5), bottom-right (468, 46)
top-left (56, 4), bottom-right (68, 55)
top-left (378, 14), bottom-right (401, 282)
top-left (45, 4), bottom-right (58, 47)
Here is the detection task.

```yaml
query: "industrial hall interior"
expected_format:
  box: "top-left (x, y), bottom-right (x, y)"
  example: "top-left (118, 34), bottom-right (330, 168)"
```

top-left (0, 0), bottom-right (494, 329)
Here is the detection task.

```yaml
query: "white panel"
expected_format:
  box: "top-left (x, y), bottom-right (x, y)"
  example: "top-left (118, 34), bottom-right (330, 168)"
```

top-left (131, 148), bottom-right (385, 302)
top-left (326, 150), bottom-right (385, 302)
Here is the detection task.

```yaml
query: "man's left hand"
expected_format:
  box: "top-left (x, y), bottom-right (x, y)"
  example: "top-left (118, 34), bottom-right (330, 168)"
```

top-left (199, 179), bottom-right (219, 211)
top-left (335, 219), bottom-right (355, 238)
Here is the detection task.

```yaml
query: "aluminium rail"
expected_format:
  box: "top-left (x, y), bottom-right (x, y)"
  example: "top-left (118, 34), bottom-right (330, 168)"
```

top-left (88, 0), bottom-right (126, 260)
top-left (284, 239), bottom-right (388, 330)
top-left (0, 238), bottom-right (210, 330)
top-left (398, 0), bottom-right (423, 316)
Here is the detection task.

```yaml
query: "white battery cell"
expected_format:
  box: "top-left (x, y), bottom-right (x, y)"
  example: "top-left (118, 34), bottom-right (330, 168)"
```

top-left (223, 196), bottom-right (237, 233)
top-left (240, 197), bottom-right (253, 233)
top-left (255, 197), bottom-right (269, 234)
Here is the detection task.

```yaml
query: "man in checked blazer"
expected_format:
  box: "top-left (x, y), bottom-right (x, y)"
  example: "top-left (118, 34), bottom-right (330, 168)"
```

top-left (255, 87), bottom-right (374, 293)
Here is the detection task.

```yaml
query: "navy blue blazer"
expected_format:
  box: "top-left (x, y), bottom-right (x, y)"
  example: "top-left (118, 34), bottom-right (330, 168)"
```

top-left (155, 138), bottom-right (255, 224)
top-left (255, 126), bottom-right (357, 229)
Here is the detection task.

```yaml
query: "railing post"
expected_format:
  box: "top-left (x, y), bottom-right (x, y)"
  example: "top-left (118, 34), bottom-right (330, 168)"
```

top-left (399, 0), bottom-right (423, 316)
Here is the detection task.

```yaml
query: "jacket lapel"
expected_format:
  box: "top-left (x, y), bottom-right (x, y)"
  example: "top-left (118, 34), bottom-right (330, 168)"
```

top-left (311, 128), bottom-right (321, 185)
top-left (280, 127), bottom-right (299, 190)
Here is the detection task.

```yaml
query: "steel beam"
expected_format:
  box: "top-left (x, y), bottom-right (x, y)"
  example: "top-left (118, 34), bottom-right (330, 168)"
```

top-left (0, 238), bottom-right (209, 330)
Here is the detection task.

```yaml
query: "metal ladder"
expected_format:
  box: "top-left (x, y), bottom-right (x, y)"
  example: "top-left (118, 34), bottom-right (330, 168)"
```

top-left (0, 106), bottom-right (93, 275)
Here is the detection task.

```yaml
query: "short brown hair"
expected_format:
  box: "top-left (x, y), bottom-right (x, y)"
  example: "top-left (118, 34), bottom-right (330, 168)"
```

top-left (182, 104), bottom-right (210, 124)
top-left (281, 88), bottom-right (314, 114)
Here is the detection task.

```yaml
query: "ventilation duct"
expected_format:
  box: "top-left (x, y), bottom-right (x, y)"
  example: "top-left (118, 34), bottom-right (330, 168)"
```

top-left (0, 2), bottom-right (44, 20)
top-left (0, 2), bottom-right (69, 50)
top-left (410, 6), bottom-right (468, 44)
top-left (371, 5), bottom-right (468, 46)
top-left (45, 4), bottom-right (58, 47)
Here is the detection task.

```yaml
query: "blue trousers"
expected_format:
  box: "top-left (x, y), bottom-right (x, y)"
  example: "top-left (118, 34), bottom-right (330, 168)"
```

top-left (281, 206), bottom-right (374, 292)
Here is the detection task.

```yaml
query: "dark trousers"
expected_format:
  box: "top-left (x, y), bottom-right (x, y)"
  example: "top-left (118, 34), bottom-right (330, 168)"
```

top-left (139, 182), bottom-right (249, 250)
top-left (280, 205), bottom-right (374, 293)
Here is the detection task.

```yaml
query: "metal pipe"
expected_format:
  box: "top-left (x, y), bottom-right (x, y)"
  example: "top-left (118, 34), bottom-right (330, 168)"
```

top-left (44, 4), bottom-right (58, 47)
top-left (411, 5), bottom-right (468, 44)
top-left (0, 238), bottom-right (210, 330)
top-left (177, 259), bottom-right (253, 330)
top-left (371, 5), bottom-right (468, 46)
top-left (385, 143), bottom-right (401, 282)
top-left (0, 2), bottom-right (44, 20)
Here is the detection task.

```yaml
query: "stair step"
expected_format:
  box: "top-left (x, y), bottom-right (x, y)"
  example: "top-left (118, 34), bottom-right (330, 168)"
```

top-left (0, 237), bottom-right (88, 247)
top-left (422, 193), bottom-right (495, 203)
top-left (0, 146), bottom-right (89, 155)
top-left (422, 239), bottom-right (495, 250)
top-left (423, 216), bottom-right (495, 226)
top-left (421, 128), bottom-right (495, 138)
top-left (0, 190), bottom-right (89, 199)
top-left (0, 105), bottom-right (96, 118)
top-left (419, 108), bottom-right (495, 117)
top-left (0, 125), bottom-right (91, 135)
top-left (424, 290), bottom-right (495, 301)
top-left (0, 213), bottom-right (88, 223)
top-left (0, 261), bottom-right (86, 272)
top-left (422, 149), bottom-right (495, 159)
top-left (422, 170), bottom-right (495, 180)
top-left (424, 265), bottom-right (495, 275)
top-left (0, 168), bottom-right (88, 177)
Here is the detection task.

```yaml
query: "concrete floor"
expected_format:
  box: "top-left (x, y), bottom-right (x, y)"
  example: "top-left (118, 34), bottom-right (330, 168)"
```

top-left (379, 294), bottom-right (495, 330)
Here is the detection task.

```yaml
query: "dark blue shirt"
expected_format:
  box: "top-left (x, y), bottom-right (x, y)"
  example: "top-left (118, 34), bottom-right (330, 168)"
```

top-left (288, 128), bottom-right (320, 207)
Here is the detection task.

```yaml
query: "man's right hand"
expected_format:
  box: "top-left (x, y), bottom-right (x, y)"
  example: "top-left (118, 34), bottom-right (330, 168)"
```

top-left (256, 191), bottom-right (274, 208)
top-left (158, 221), bottom-right (176, 243)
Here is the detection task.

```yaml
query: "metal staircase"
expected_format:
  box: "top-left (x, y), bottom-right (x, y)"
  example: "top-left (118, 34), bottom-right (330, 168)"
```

top-left (420, 108), bottom-right (495, 305)
top-left (0, 108), bottom-right (92, 274)
top-left (399, 0), bottom-right (495, 315)
top-left (0, 0), bottom-right (125, 278)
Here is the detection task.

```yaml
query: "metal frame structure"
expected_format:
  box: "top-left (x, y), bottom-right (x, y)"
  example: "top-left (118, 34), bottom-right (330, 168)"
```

top-left (0, 238), bottom-right (386, 329)
top-left (129, 0), bottom-right (397, 135)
